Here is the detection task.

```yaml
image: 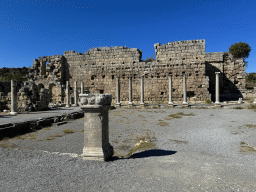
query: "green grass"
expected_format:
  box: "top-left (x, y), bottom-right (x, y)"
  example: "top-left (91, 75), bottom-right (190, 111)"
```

top-left (63, 128), bottom-right (75, 134)
top-left (126, 142), bottom-right (157, 158)
top-left (205, 99), bottom-right (211, 104)
top-left (165, 112), bottom-right (195, 120)
top-left (116, 144), bottom-right (131, 151)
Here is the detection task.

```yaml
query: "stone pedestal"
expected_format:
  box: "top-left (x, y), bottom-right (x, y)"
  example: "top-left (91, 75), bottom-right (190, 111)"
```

top-left (215, 72), bottom-right (221, 105)
top-left (66, 81), bottom-right (71, 107)
top-left (140, 75), bottom-right (145, 106)
top-left (115, 76), bottom-right (121, 107)
top-left (79, 94), bottom-right (113, 161)
top-left (182, 73), bottom-right (188, 105)
top-left (10, 80), bottom-right (18, 115)
top-left (168, 75), bottom-right (173, 106)
top-left (73, 81), bottom-right (78, 106)
top-left (128, 76), bottom-right (133, 106)
top-left (238, 98), bottom-right (243, 104)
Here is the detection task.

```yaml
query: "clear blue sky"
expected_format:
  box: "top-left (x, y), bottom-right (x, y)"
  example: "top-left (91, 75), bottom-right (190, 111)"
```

top-left (0, 0), bottom-right (255, 73)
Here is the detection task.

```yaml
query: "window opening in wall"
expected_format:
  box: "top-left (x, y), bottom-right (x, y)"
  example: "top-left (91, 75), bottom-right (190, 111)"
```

top-left (91, 75), bottom-right (96, 80)
top-left (183, 58), bottom-right (185, 60)
top-left (122, 74), bottom-right (125, 79)
top-left (161, 92), bottom-right (164, 95)
top-left (151, 75), bottom-right (154, 78)
top-left (196, 57), bottom-right (198, 59)
top-left (99, 90), bottom-right (104, 94)
top-left (170, 58), bottom-right (172, 61)
top-left (102, 75), bottom-right (105, 79)
top-left (182, 71), bottom-right (185, 74)
top-left (169, 72), bottom-right (172, 75)
top-left (189, 73), bottom-right (192, 76)
top-left (187, 91), bottom-right (195, 97)
top-left (134, 74), bottom-right (137, 79)
top-left (145, 74), bottom-right (148, 78)
top-left (195, 71), bottom-right (199, 76)
top-left (112, 75), bottom-right (114, 79)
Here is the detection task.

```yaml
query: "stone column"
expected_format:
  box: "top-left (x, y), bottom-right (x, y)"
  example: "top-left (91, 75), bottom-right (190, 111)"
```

top-left (183, 73), bottom-right (188, 105)
top-left (128, 76), bottom-right (133, 106)
top-left (79, 94), bottom-right (113, 161)
top-left (10, 80), bottom-right (18, 115)
top-left (66, 81), bottom-right (70, 107)
top-left (116, 76), bottom-right (121, 107)
top-left (81, 82), bottom-right (84, 94)
top-left (140, 75), bottom-right (145, 106)
top-left (168, 75), bottom-right (173, 105)
top-left (215, 72), bottom-right (220, 104)
top-left (73, 81), bottom-right (78, 106)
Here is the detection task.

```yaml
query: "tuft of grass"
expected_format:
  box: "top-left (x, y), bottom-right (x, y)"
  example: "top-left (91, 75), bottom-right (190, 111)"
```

top-left (246, 124), bottom-right (256, 128)
top-left (52, 134), bottom-right (62, 137)
top-left (63, 128), bottom-right (75, 134)
top-left (235, 107), bottom-right (243, 109)
top-left (158, 121), bottom-right (169, 126)
top-left (13, 135), bottom-right (27, 140)
top-left (79, 129), bottom-right (84, 132)
top-left (169, 139), bottom-right (188, 144)
top-left (45, 137), bottom-right (55, 140)
top-left (43, 127), bottom-right (51, 130)
top-left (30, 134), bottom-right (37, 139)
top-left (36, 139), bottom-right (41, 141)
top-left (205, 99), bottom-right (211, 104)
top-left (165, 112), bottom-right (195, 120)
top-left (0, 142), bottom-right (16, 148)
top-left (248, 104), bottom-right (256, 110)
top-left (240, 142), bottom-right (256, 153)
top-left (126, 142), bottom-right (157, 158)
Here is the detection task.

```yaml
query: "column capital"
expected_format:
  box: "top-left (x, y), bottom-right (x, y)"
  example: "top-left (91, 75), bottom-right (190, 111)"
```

top-left (215, 72), bottom-right (221, 74)
top-left (79, 94), bottom-right (112, 108)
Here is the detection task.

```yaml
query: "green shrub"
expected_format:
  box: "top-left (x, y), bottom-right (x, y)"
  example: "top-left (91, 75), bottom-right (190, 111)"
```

top-left (205, 99), bottom-right (211, 104)
top-left (229, 42), bottom-right (251, 59)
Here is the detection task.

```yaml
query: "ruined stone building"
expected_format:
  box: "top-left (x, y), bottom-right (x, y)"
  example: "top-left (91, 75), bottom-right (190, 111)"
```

top-left (25, 39), bottom-right (246, 105)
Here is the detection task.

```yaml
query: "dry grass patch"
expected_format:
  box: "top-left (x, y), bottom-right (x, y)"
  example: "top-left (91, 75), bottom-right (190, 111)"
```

top-left (243, 98), bottom-right (254, 103)
top-left (126, 142), bottom-right (157, 158)
top-left (36, 139), bottom-right (41, 141)
top-left (246, 124), bottom-right (256, 128)
top-left (165, 112), bottom-right (195, 120)
top-left (116, 144), bottom-right (131, 151)
top-left (52, 134), bottom-right (62, 137)
top-left (43, 127), bottom-right (51, 130)
top-left (63, 128), bottom-right (75, 134)
top-left (240, 142), bottom-right (256, 153)
top-left (79, 129), bottom-right (84, 132)
top-left (45, 137), bottom-right (55, 140)
top-left (0, 142), bottom-right (16, 148)
top-left (158, 121), bottom-right (169, 126)
top-left (248, 104), bottom-right (256, 111)
top-left (29, 134), bottom-right (37, 139)
top-left (169, 139), bottom-right (188, 144)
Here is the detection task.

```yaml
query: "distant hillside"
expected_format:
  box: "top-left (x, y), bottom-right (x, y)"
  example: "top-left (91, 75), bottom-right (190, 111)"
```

top-left (0, 67), bottom-right (29, 81)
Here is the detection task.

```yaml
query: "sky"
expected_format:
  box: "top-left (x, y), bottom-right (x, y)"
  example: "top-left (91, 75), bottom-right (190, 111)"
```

top-left (0, 0), bottom-right (255, 73)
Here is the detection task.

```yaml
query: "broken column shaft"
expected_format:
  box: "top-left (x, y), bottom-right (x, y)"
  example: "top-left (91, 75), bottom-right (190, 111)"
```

top-left (10, 80), bottom-right (18, 115)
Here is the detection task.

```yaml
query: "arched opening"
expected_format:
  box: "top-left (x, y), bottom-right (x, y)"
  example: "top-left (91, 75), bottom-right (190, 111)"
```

top-left (49, 83), bottom-right (56, 102)
top-left (37, 83), bottom-right (44, 93)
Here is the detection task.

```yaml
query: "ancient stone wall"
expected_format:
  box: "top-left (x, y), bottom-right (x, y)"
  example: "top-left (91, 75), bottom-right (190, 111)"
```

top-left (27, 39), bottom-right (247, 104)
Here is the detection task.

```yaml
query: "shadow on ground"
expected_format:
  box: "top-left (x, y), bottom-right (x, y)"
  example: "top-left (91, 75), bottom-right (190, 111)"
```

top-left (109, 149), bottom-right (177, 161)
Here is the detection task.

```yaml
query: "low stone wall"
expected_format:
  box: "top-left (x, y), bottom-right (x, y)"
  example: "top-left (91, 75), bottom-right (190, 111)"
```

top-left (0, 111), bottom-right (84, 140)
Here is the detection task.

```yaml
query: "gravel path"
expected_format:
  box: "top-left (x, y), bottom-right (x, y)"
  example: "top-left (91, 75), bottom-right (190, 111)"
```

top-left (0, 108), bottom-right (256, 191)
top-left (0, 107), bottom-right (81, 124)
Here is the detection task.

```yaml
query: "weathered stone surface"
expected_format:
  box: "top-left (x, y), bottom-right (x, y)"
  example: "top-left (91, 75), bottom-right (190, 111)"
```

top-left (79, 94), bottom-right (113, 161)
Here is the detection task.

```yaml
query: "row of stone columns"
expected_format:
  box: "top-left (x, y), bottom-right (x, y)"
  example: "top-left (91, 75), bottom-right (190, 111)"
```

top-left (115, 72), bottom-right (221, 106)
top-left (65, 81), bottom-right (85, 107)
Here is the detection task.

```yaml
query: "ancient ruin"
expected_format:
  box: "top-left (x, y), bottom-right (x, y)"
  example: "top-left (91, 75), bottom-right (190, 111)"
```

top-left (0, 39), bottom-right (255, 112)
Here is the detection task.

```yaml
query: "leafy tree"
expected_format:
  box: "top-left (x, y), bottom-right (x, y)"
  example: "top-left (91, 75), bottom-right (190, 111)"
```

top-left (229, 42), bottom-right (251, 59)
top-left (246, 73), bottom-right (256, 82)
